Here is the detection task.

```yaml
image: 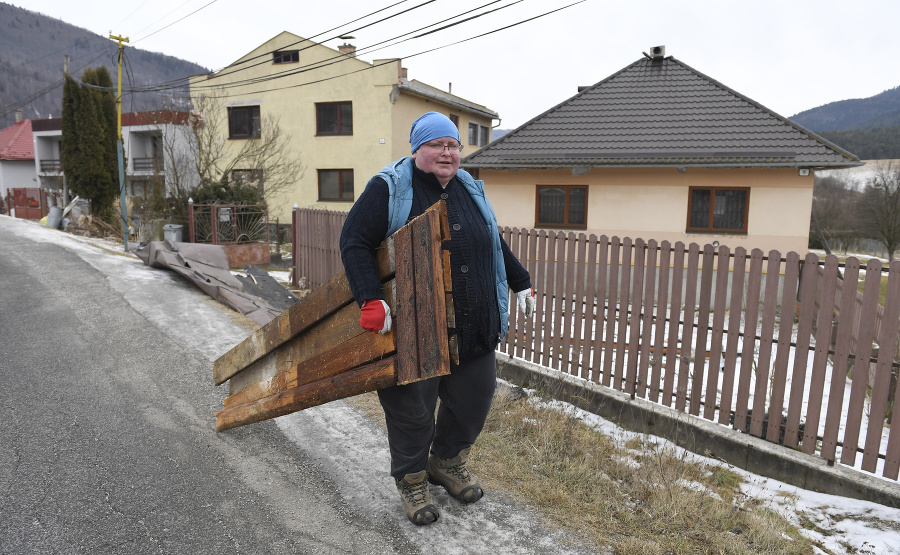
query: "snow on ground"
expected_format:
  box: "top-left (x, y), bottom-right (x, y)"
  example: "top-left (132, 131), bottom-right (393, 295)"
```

top-left (5, 214), bottom-right (899, 554)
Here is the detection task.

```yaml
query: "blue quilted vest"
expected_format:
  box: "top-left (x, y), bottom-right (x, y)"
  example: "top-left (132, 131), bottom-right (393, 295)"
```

top-left (376, 157), bottom-right (510, 338)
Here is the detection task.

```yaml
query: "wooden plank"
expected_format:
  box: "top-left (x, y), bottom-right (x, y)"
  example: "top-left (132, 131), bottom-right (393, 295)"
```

top-left (214, 242), bottom-right (395, 385)
top-left (637, 239), bottom-right (658, 398)
top-left (765, 251), bottom-right (800, 443)
top-left (561, 232), bottom-right (578, 375)
top-left (719, 247), bottom-right (746, 425)
top-left (582, 235), bottom-right (599, 381)
top-left (524, 229), bottom-right (539, 362)
top-left (703, 245), bottom-right (730, 421)
top-left (863, 260), bottom-right (900, 474)
top-left (590, 236), bottom-right (609, 383)
top-left (571, 233), bottom-right (588, 378)
top-left (802, 255), bottom-right (840, 454)
top-left (402, 206), bottom-right (449, 384)
top-left (216, 357), bottom-right (397, 431)
top-left (675, 243), bottom-right (699, 411)
top-left (735, 249), bottom-right (764, 433)
top-left (650, 241), bottom-right (672, 403)
top-left (783, 253), bottom-right (819, 445)
top-left (550, 231), bottom-right (566, 371)
top-left (690, 244), bottom-right (715, 416)
top-left (539, 230), bottom-right (554, 368)
top-left (750, 251), bottom-right (782, 439)
top-left (625, 239), bottom-right (645, 396)
top-left (214, 202), bottom-right (453, 431)
top-left (840, 258), bottom-right (882, 465)
top-left (603, 237), bottom-right (621, 388)
top-left (820, 257), bottom-right (861, 462)
top-left (614, 238), bottom-right (634, 391)
top-left (662, 242), bottom-right (686, 406)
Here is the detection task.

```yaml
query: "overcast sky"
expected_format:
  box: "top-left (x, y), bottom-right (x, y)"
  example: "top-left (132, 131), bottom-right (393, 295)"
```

top-left (21, 0), bottom-right (900, 129)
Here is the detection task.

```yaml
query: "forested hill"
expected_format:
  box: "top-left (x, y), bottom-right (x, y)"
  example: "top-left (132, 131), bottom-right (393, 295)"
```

top-left (0, 2), bottom-right (208, 129)
top-left (790, 86), bottom-right (900, 159)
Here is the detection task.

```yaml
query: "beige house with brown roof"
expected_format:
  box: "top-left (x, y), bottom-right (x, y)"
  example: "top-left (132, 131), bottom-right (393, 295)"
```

top-left (462, 46), bottom-right (862, 255)
top-left (189, 32), bottom-right (497, 221)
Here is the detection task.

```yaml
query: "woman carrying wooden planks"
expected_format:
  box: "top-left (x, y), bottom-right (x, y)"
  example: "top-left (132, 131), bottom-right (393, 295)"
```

top-left (340, 111), bottom-right (536, 526)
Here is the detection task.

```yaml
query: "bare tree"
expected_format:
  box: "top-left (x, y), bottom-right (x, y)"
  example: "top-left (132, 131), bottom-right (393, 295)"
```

top-left (810, 174), bottom-right (860, 254)
top-left (855, 161), bottom-right (900, 261)
top-left (181, 89), bottom-right (305, 213)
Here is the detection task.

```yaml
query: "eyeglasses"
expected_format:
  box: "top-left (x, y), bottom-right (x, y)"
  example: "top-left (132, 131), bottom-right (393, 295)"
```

top-left (422, 141), bottom-right (463, 153)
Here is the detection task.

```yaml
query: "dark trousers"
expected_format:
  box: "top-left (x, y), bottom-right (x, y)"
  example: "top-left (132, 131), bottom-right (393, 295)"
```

top-left (377, 350), bottom-right (497, 479)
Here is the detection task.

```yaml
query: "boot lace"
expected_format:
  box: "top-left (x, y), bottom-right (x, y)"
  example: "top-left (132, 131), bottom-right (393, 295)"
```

top-left (400, 479), bottom-right (430, 507)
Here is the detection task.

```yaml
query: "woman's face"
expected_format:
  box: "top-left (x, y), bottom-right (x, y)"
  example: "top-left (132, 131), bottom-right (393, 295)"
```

top-left (412, 137), bottom-right (461, 187)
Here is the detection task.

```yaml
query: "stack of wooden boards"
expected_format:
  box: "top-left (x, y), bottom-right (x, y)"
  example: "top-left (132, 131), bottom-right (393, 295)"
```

top-left (213, 202), bottom-right (457, 431)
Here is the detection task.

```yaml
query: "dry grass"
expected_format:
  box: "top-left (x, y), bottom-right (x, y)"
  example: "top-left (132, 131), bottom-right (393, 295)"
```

top-left (345, 385), bottom-right (815, 554)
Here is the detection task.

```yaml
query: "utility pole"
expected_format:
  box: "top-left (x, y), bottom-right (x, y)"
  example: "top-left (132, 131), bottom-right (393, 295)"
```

top-left (110, 32), bottom-right (130, 252)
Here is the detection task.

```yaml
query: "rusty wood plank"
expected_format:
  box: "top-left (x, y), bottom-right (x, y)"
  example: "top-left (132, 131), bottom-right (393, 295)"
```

top-left (735, 249), bottom-right (765, 432)
top-left (603, 237), bottom-right (621, 388)
top-left (719, 247), bottom-right (747, 425)
top-left (625, 238), bottom-right (645, 396)
top-left (703, 246), bottom-right (730, 421)
top-left (802, 255), bottom-right (840, 454)
top-left (691, 245), bottom-right (715, 416)
top-left (821, 257), bottom-right (861, 462)
top-left (392, 211), bottom-right (419, 384)
top-left (675, 243), bottom-right (700, 411)
top-left (784, 253), bottom-right (819, 444)
top-left (637, 239), bottom-right (658, 398)
top-left (765, 251), bottom-right (800, 443)
top-left (216, 357), bottom-right (397, 431)
top-left (650, 240), bottom-right (672, 402)
top-left (841, 258), bottom-right (883, 466)
top-left (213, 242), bottom-right (395, 385)
top-left (662, 242), bottom-right (686, 406)
top-left (750, 251), bottom-right (782, 439)
top-left (864, 260), bottom-right (900, 474)
top-left (399, 206), bottom-right (449, 384)
top-left (223, 328), bottom-right (395, 410)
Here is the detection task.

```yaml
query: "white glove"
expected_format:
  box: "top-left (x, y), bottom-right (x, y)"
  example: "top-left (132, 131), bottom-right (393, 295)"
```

top-left (360, 299), bottom-right (392, 334)
top-left (515, 288), bottom-right (536, 318)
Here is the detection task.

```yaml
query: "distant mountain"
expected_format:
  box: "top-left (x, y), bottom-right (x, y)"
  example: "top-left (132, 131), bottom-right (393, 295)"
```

top-left (788, 86), bottom-right (900, 160)
top-left (790, 86), bottom-right (900, 132)
top-left (0, 2), bottom-right (208, 129)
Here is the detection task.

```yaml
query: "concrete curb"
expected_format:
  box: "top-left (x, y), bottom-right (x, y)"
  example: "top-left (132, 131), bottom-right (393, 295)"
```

top-left (495, 354), bottom-right (900, 509)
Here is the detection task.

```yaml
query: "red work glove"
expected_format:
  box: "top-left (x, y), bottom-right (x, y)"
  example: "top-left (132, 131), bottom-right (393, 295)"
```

top-left (360, 299), bottom-right (392, 334)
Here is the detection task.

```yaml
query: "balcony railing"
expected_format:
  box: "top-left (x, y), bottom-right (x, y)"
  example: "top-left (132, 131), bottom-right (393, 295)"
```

top-left (133, 157), bottom-right (164, 172)
top-left (39, 159), bottom-right (62, 172)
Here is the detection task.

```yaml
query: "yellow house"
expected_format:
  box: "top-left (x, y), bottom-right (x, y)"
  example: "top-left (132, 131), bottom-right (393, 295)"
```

top-left (462, 46), bottom-right (863, 255)
top-left (188, 32), bottom-right (497, 221)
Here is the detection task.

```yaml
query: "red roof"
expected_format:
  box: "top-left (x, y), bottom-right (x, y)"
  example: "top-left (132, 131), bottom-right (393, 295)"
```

top-left (0, 120), bottom-right (34, 161)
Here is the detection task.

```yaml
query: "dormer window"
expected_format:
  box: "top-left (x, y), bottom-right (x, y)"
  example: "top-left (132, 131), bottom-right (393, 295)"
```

top-left (273, 50), bottom-right (299, 64)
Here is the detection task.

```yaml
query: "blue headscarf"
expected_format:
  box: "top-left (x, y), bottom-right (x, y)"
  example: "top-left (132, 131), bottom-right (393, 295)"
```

top-left (409, 112), bottom-right (461, 154)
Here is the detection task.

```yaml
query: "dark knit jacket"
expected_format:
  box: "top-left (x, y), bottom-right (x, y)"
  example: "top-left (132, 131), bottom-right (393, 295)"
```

top-left (340, 165), bottom-right (532, 362)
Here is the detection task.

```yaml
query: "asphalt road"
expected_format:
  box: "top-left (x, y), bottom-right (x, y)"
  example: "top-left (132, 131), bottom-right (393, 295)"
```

top-left (0, 222), bottom-right (414, 554)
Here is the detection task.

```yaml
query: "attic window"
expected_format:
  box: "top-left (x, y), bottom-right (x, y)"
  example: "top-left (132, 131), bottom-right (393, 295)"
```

top-left (687, 187), bottom-right (748, 234)
top-left (273, 50), bottom-right (299, 64)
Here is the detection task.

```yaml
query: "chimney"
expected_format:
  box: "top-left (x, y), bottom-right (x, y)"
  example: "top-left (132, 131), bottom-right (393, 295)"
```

top-left (338, 43), bottom-right (356, 57)
top-left (401, 67), bottom-right (408, 79)
top-left (649, 45), bottom-right (665, 59)
top-left (15, 109), bottom-right (22, 122)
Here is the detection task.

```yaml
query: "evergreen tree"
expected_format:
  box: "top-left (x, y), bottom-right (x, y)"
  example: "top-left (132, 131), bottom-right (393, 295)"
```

top-left (60, 67), bottom-right (119, 219)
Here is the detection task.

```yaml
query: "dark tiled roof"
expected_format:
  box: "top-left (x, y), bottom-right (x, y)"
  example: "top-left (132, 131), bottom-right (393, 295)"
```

top-left (463, 56), bottom-right (861, 170)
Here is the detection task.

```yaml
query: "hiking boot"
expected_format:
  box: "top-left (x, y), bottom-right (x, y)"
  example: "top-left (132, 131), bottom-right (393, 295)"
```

top-left (395, 470), bottom-right (439, 526)
top-left (428, 446), bottom-right (484, 504)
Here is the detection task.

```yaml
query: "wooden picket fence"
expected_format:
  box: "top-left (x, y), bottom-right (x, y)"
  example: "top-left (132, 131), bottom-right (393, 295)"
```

top-left (292, 206), bottom-right (900, 481)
